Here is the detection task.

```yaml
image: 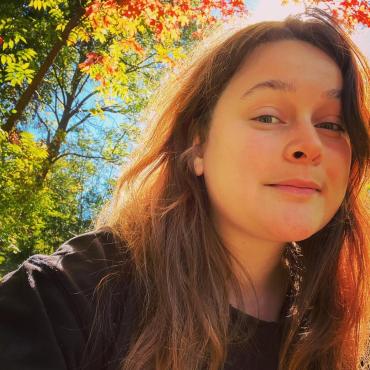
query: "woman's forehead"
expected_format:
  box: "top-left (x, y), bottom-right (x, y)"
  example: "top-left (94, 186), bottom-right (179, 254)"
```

top-left (225, 39), bottom-right (342, 96)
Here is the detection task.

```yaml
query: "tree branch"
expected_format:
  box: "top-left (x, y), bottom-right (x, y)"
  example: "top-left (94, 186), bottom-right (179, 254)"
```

top-left (69, 90), bottom-right (98, 117)
top-left (35, 110), bottom-right (52, 144)
top-left (52, 65), bottom-right (67, 106)
top-left (110, 130), bottom-right (128, 154)
top-left (53, 151), bottom-right (119, 163)
top-left (66, 113), bottom-right (92, 133)
top-left (101, 105), bottom-right (123, 114)
top-left (52, 92), bottom-right (60, 126)
top-left (74, 73), bottom-right (90, 100)
top-left (125, 53), bottom-right (158, 74)
top-left (2, 6), bottom-right (85, 132)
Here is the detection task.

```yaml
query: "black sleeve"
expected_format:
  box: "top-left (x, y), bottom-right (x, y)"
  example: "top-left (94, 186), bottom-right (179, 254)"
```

top-left (0, 231), bottom-right (122, 370)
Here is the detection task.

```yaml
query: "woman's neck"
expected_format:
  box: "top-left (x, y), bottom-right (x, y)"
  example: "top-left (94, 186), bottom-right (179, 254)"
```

top-left (228, 264), bottom-right (289, 322)
top-left (218, 225), bottom-right (290, 322)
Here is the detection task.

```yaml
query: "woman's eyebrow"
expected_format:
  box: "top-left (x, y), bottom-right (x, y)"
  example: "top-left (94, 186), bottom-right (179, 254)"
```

top-left (240, 79), bottom-right (342, 100)
top-left (241, 79), bottom-right (295, 98)
top-left (325, 88), bottom-right (342, 99)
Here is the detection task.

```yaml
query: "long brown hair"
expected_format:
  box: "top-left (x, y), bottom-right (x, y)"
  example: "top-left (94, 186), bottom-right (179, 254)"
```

top-left (91, 9), bottom-right (370, 370)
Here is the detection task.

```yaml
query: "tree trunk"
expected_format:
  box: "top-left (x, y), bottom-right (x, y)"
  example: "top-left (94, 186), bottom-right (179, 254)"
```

top-left (2, 6), bottom-right (85, 133)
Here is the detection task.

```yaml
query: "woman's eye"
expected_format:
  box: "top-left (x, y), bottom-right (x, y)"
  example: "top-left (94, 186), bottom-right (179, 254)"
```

top-left (253, 115), bottom-right (281, 124)
top-left (316, 122), bottom-right (346, 132)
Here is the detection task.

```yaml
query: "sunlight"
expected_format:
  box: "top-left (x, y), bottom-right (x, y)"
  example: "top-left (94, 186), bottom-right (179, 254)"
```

top-left (249, 0), bottom-right (306, 22)
top-left (351, 27), bottom-right (370, 60)
top-left (248, 0), bottom-right (369, 59)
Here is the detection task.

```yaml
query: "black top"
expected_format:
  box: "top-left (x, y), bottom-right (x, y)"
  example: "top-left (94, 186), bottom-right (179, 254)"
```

top-left (0, 231), bottom-right (290, 370)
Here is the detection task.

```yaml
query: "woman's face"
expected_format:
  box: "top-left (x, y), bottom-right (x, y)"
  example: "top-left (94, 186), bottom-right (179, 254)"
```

top-left (194, 40), bottom-right (352, 244)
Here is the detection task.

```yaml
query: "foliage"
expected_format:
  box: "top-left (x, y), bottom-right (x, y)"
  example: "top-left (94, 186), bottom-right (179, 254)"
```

top-left (0, 0), bottom-right (73, 122)
top-left (0, 0), bottom-right (245, 127)
top-left (0, 129), bottom-right (48, 272)
top-left (0, 128), bottom-right (119, 276)
top-left (76, 0), bottom-right (245, 98)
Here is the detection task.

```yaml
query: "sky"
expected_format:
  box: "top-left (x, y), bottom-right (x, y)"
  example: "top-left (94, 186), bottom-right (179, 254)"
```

top-left (247, 0), bottom-right (370, 59)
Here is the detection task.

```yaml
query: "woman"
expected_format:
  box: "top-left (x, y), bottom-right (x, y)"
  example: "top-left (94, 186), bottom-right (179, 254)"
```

top-left (0, 9), bottom-right (369, 370)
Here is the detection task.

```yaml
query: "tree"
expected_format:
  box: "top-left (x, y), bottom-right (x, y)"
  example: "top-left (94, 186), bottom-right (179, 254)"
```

top-left (1, 0), bottom-right (245, 132)
top-left (0, 129), bottom-right (78, 273)
top-left (32, 41), bottom-right (142, 183)
top-left (0, 0), bottom-right (245, 276)
top-left (0, 0), bottom-right (67, 123)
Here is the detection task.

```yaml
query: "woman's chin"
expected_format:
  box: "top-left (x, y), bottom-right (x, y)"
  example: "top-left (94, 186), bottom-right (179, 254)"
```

top-left (270, 221), bottom-right (324, 243)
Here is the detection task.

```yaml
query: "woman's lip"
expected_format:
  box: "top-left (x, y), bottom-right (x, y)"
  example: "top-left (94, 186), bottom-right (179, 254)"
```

top-left (267, 184), bottom-right (320, 195)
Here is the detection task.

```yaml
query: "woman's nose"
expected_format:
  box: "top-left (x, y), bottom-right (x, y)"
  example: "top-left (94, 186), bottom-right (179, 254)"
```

top-left (283, 120), bottom-right (323, 166)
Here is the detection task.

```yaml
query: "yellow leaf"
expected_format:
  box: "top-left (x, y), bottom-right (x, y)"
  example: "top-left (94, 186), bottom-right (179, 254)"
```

top-left (25, 69), bottom-right (34, 77)
top-left (137, 25), bottom-right (146, 33)
top-left (1, 55), bottom-right (6, 64)
top-left (178, 15), bottom-right (189, 27)
top-left (56, 23), bottom-right (66, 32)
top-left (125, 22), bottom-right (138, 38)
top-left (67, 32), bottom-right (77, 46)
top-left (169, 28), bottom-right (180, 41)
top-left (95, 32), bottom-right (106, 43)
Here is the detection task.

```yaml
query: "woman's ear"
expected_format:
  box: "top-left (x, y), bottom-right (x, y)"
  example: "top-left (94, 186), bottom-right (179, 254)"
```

top-left (192, 136), bottom-right (204, 176)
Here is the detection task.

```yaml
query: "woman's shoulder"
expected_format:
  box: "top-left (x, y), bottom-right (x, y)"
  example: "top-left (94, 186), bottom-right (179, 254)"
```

top-left (2, 229), bottom-right (127, 288)
top-left (0, 229), bottom-right (133, 370)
